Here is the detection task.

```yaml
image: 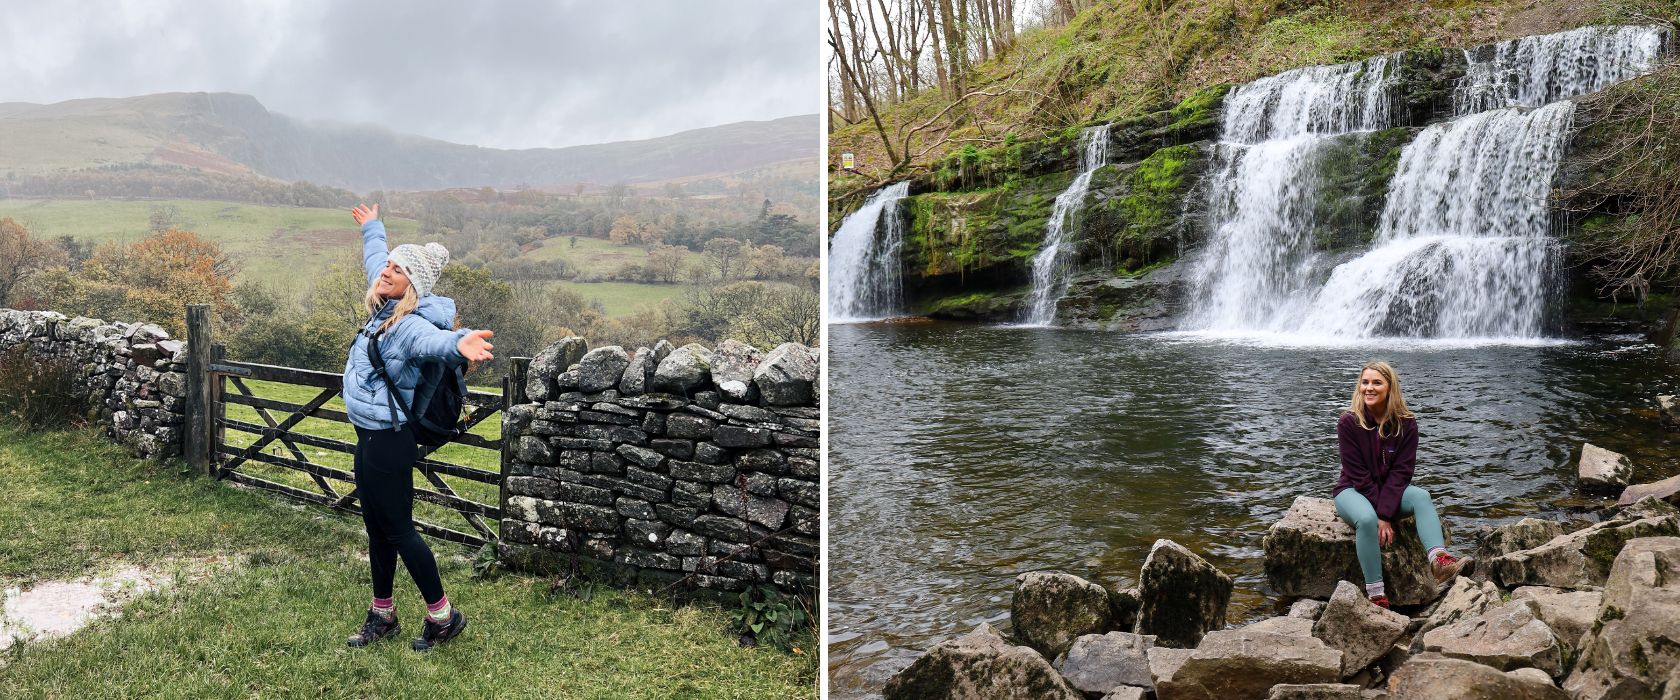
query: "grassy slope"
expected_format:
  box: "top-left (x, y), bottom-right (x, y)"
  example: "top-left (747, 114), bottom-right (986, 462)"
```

top-left (0, 422), bottom-right (816, 698)
top-left (0, 198), bottom-right (703, 319)
top-left (828, 0), bottom-right (1671, 186)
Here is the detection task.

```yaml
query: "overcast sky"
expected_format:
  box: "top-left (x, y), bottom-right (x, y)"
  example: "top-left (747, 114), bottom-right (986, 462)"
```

top-left (0, 0), bottom-right (817, 149)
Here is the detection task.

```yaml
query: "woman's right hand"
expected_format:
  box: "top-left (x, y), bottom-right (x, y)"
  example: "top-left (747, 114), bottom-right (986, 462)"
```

top-left (352, 203), bottom-right (380, 225)
top-left (1377, 519), bottom-right (1394, 548)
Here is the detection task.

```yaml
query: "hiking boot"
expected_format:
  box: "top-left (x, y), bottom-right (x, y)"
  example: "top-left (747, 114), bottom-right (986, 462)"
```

top-left (1431, 551), bottom-right (1475, 586)
top-left (1369, 594), bottom-right (1390, 610)
top-left (412, 608), bottom-right (466, 651)
top-left (347, 609), bottom-right (401, 647)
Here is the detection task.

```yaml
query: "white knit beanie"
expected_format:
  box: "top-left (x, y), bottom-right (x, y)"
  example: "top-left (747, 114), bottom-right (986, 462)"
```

top-left (387, 242), bottom-right (449, 297)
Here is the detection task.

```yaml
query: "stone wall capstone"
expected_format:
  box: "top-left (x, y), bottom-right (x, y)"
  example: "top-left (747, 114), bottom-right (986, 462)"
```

top-left (496, 336), bottom-right (821, 598)
top-left (0, 308), bottom-right (189, 459)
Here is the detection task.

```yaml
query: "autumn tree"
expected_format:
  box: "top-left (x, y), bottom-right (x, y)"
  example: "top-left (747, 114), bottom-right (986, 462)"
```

top-left (703, 237), bottom-right (745, 281)
top-left (0, 218), bottom-right (68, 308)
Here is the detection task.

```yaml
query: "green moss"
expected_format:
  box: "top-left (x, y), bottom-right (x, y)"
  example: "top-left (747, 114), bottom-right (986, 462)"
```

top-left (902, 170), bottom-right (1074, 279)
top-left (1311, 127), bottom-right (1417, 251)
top-left (1167, 84), bottom-right (1232, 131)
top-left (1116, 144), bottom-right (1195, 247)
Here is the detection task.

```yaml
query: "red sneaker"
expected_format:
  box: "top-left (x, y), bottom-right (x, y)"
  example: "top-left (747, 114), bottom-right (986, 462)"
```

top-left (1369, 594), bottom-right (1390, 609)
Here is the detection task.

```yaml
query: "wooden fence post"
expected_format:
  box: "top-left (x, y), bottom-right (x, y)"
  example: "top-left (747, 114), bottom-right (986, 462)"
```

top-left (498, 356), bottom-right (531, 530)
top-left (184, 305), bottom-right (213, 476)
top-left (211, 342), bottom-right (226, 473)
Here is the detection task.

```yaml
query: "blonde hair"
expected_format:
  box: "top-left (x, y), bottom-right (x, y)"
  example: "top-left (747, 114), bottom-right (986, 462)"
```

top-left (364, 280), bottom-right (419, 335)
top-left (1346, 360), bottom-right (1414, 438)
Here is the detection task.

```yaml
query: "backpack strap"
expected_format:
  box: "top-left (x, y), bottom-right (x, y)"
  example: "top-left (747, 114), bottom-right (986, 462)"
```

top-left (365, 327), bottom-right (411, 432)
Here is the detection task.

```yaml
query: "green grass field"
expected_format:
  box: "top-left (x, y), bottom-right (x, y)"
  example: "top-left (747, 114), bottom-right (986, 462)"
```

top-left (0, 198), bottom-right (704, 319)
top-left (0, 422), bottom-right (817, 698)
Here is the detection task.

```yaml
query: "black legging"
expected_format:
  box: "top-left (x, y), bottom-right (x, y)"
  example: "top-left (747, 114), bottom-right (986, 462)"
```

top-left (353, 423), bottom-right (445, 604)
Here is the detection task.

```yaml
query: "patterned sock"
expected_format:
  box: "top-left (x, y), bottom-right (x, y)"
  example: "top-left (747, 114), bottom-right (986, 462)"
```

top-left (372, 597), bottom-right (395, 619)
top-left (426, 595), bottom-right (452, 624)
top-left (1428, 546), bottom-right (1447, 562)
top-left (1365, 581), bottom-right (1386, 598)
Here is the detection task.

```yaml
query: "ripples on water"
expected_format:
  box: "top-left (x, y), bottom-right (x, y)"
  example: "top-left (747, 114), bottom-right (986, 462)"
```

top-left (827, 322), bottom-right (1680, 698)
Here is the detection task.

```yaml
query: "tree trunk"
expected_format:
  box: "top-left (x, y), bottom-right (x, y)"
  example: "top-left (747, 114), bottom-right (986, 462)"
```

top-left (829, 0), bottom-right (858, 122)
top-left (925, 0), bottom-right (949, 92)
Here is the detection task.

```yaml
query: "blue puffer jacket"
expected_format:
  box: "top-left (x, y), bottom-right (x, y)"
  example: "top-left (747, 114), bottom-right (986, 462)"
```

top-left (340, 220), bottom-right (473, 431)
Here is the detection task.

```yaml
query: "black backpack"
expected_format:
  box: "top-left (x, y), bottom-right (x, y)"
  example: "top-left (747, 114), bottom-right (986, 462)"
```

top-left (367, 327), bottom-right (468, 447)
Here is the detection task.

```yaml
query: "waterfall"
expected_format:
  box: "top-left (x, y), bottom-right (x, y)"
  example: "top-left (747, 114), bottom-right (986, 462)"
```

top-left (1297, 103), bottom-right (1574, 338)
top-left (1454, 25), bottom-right (1667, 114)
top-left (1020, 124), bottom-right (1111, 326)
top-left (1184, 25), bottom-right (1664, 341)
top-left (1185, 54), bottom-right (1400, 329)
top-left (829, 182), bottom-right (911, 322)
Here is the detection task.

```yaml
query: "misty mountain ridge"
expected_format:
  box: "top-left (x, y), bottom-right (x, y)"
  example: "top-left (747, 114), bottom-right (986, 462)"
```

top-left (0, 92), bottom-right (816, 193)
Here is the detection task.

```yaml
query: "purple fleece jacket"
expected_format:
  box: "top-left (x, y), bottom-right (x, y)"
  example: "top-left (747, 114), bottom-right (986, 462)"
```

top-left (1332, 408), bottom-right (1418, 521)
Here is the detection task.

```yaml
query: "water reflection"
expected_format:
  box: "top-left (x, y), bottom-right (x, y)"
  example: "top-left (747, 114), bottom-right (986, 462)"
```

top-left (827, 322), bottom-right (1680, 699)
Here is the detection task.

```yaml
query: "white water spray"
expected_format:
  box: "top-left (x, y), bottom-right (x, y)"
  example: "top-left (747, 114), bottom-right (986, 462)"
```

top-left (1021, 124), bottom-right (1111, 325)
top-left (829, 182), bottom-right (911, 322)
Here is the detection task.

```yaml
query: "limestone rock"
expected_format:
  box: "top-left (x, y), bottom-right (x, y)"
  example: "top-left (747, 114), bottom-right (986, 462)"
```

top-left (1052, 631), bottom-right (1154, 697)
top-left (526, 337), bottom-right (587, 402)
top-left (575, 346), bottom-right (631, 393)
top-left (1148, 646), bottom-right (1194, 687)
top-left (1157, 623), bottom-right (1342, 700)
top-left (1421, 599), bottom-right (1563, 677)
top-left (881, 623), bottom-right (1083, 700)
top-left (1388, 653), bottom-right (1569, 700)
top-left (652, 343), bottom-right (714, 395)
top-left (1618, 475), bottom-right (1680, 508)
top-left (618, 347), bottom-right (655, 395)
top-left (1264, 496), bottom-right (1446, 606)
top-left (1289, 599), bottom-right (1327, 620)
top-left (1660, 395), bottom-right (1680, 426)
top-left (1313, 580), bottom-right (1410, 678)
top-left (753, 343), bottom-right (816, 405)
top-left (1489, 515), bottom-right (1679, 589)
top-left (1010, 571), bottom-right (1114, 659)
top-left (1617, 495), bottom-right (1680, 522)
top-left (1417, 576), bottom-right (1503, 637)
top-left (1580, 443), bottom-right (1634, 495)
top-left (1510, 586), bottom-right (1601, 650)
top-left (1474, 518), bottom-right (1567, 571)
top-left (1135, 539), bottom-right (1232, 649)
top-left (1564, 536), bottom-right (1680, 700)
top-left (709, 339), bottom-right (763, 402)
top-left (1100, 687), bottom-right (1148, 700)
top-left (1266, 684), bottom-right (1363, 700)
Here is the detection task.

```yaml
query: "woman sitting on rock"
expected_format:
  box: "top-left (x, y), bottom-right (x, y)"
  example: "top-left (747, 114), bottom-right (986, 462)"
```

top-left (1333, 360), bottom-right (1472, 608)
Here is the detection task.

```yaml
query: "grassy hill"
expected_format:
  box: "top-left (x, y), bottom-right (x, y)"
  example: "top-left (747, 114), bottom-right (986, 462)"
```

top-left (0, 92), bottom-right (818, 192)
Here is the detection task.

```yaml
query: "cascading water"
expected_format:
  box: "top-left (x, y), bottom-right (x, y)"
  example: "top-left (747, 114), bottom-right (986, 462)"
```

top-left (1020, 124), bottom-right (1110, 325)
top-left (829, 182), bottom-right (911, 322)
top-left (1186, 54), bottom-right (1399, 329)
top-left (1184, 25), bottom-right (1667, 340)
top-left (1455, 25), bottom-right (1667, 113)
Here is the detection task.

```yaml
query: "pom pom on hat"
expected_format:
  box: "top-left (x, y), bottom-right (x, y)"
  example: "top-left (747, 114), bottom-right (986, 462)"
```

top-left (388, 242), bottom-right (450, 297)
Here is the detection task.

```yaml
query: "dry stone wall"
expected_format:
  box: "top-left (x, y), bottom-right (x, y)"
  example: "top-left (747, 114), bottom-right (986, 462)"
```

top-left (0, 309), bottom-right (189, 459)
top-left (496, 337), bottom-right (821, 597)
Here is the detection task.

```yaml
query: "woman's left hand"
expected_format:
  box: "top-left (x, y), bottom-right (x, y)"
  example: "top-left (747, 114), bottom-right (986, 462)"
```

top-left (1377, 519), bottom-right (1394, 548)
top-left (458, 330), bottom-right (494, 361)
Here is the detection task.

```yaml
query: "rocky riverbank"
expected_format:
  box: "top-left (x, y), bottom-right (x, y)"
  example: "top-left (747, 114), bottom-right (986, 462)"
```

top-left (881, 435), bottom-right (1680, 699)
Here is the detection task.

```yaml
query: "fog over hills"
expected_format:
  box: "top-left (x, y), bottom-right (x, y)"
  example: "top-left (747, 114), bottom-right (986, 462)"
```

top-left (0, 92), bottom-right (816, 192)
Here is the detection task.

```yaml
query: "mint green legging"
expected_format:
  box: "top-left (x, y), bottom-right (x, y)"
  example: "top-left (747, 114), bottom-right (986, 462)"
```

top-left (1333, 486), bottom-right (1445, 585)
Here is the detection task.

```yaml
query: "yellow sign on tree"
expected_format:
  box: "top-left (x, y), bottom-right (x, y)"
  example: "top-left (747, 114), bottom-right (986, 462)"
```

top-left (841, 152), bottom-right (855, 170)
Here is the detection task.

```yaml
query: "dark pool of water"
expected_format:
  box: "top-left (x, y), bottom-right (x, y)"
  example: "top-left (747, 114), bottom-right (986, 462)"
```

top-left (826, 321), bottom-right (1680, 698)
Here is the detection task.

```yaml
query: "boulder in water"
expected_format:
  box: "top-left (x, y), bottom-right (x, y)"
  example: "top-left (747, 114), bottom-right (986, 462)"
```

top-left (1578, 443), bottom-right (1633, 495)
top-left (881, 623), bottom-right (1083, 700)
top-left (1263, 496), bottom-right (1446, 606)
top-left (1489, 515), bottom-right (1679, 589)
top-left (1617, 475), bottom-right (1680, 508)
top-left (1563, 536), bottom-right (1680, 700)
top-left (1134, 539), bottom-right (1231, 649)
top-left (1010, 571), bottom-right (1114, 660)
top-left (1659, 395), bottom-right (1680, 426)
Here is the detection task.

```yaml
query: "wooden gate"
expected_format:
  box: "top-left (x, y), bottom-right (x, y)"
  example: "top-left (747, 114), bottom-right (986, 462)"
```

top-left (181, 304), bottom-right (530, 548)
